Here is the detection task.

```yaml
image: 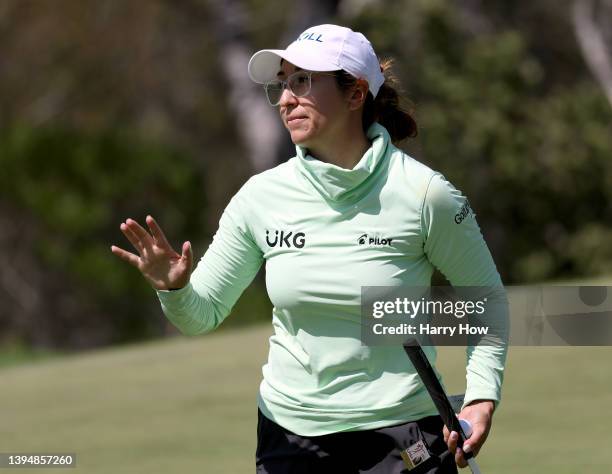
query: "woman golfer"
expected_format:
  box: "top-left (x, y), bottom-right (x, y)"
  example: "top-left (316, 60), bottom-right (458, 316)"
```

top-left (112, 24), bottom-right (507, 473)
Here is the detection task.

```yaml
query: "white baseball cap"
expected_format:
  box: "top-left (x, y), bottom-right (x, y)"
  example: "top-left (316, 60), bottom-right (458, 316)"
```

top-left (248, 24), bottom-right (385, 98)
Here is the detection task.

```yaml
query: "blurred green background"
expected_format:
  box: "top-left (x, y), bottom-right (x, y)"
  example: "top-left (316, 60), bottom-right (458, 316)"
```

top-left (1, 0), bottom-right (611, 471)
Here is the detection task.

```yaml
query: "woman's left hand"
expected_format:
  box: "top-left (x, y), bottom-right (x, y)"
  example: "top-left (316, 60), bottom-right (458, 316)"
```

top-left (443, 399), bottom-right (495, 468)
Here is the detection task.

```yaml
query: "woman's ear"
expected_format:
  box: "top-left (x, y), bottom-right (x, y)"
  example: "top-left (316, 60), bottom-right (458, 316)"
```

top-left (347, 79), bottom-right (369, 111)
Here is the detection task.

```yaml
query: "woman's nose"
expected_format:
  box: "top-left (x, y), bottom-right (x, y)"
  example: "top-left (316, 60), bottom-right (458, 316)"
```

top-left (278, 86), bottom-right (298, 107)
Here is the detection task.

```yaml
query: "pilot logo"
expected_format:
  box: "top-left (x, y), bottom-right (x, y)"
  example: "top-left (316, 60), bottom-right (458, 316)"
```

top-left (266, 230), bottom-right (306, 249)
top-left (358, 234), bottom-right (393, 246)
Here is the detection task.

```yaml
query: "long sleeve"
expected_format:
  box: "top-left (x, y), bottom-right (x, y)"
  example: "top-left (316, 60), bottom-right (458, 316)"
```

top-left (421, 173), bottom-right (509, 408)
top-left (155, 178), bottom-right (264, 336)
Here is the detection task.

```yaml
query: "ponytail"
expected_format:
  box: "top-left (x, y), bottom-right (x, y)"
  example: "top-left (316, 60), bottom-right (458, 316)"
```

top-left (335, 57), bottom-right (418, 143)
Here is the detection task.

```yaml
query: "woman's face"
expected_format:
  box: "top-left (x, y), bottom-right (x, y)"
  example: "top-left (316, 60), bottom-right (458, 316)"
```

top-left (276, 61), bottom-right (351, 150)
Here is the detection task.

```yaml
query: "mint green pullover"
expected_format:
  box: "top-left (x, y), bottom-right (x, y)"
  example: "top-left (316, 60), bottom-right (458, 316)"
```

top-left (156, 123), bottom-right (508, 436)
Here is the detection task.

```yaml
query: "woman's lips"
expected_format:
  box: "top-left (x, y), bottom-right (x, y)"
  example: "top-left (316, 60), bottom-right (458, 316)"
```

top-left (287, 116), bottom-right (307, 126)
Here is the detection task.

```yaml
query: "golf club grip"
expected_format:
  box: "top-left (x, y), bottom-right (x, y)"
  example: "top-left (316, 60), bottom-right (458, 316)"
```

top-left (402, 339), bottom-right (474, 461)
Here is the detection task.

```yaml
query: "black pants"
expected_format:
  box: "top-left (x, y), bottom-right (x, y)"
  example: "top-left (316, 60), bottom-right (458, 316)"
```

top-left (255, 409), bottom-right (458, 473)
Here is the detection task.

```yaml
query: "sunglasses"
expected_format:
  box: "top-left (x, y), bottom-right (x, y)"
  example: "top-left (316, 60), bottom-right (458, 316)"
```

top-left (263, 70), bottom-right (337, 106)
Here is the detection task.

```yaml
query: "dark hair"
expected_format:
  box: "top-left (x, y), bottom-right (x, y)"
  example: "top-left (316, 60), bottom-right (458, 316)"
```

top-left (334, 58), bottom-right (418, 143)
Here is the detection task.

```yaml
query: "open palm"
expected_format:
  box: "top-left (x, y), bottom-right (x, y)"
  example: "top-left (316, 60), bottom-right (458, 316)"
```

top-left (111, 215), bottom-right (193, 291)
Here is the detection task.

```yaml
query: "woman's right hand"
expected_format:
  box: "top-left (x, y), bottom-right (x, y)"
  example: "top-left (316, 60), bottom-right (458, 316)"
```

top-left (111, 215), bottom-right (193, 291)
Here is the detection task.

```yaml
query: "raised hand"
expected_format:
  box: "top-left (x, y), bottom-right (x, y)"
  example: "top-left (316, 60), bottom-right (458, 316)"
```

top-left (111, 215), bottom-right (193, 291)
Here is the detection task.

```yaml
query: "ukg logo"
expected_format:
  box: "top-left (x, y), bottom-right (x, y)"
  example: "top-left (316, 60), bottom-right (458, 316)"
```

top-left (266, 230), bottom-right (306, 248)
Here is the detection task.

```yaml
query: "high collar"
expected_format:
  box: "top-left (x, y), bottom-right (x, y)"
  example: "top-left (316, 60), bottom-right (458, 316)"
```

top-left (295, 123), bottom-right (391, 202)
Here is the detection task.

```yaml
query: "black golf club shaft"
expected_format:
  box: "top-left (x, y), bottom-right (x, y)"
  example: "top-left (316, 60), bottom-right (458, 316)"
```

top-left (402, 338), bottom-right (476, 462)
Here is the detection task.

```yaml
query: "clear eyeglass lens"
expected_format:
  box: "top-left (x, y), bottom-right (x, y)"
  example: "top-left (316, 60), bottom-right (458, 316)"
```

top-left (264, 71), bottom-right (312, 106)
top-left (264, 82), bottom-right (284, 106)
top-left (288, 72), bottom-right (311, 97)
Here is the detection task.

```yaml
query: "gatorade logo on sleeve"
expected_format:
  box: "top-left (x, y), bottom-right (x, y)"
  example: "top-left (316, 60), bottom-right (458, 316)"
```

top-left (454, 200), bottom-right (474, 224)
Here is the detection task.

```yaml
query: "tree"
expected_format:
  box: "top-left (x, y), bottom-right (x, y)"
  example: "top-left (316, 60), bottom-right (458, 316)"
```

top-left (572, 0), bottom-right (612, 108)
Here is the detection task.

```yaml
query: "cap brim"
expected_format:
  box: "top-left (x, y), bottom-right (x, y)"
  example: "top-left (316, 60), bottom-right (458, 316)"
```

top-left (248, 49), bottom-right (339, 84)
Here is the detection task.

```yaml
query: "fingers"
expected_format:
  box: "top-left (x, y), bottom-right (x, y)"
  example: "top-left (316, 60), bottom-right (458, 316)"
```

top-left (454, 426), bottom-right (484, 468)
top-left (454, 401), bottom-right (493, 466)
top-left (455, 446), bottom-right (467, 468)
top-left (111, 245), bottom-right (141, 267)
top-left (447, 430), bottom-right (458, 454)
top-left (125, 218), bottom-right (154, 251)
top-left (181, 241), bottom-right (193, 269)
top-left (146, 215), bottom-right (172, 249)
top-left (463, 423), bottom-right (485, 458)
top-left (120, 222), bottom-right (145, 255)
top-left (447, 430), bottom-right (469, 468)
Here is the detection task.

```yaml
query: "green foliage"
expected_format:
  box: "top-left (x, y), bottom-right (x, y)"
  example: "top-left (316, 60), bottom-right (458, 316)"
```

top-left (2, 0), bottom-right (612, 350)
top-left (0, 126), bottom-right (209, 341)
top-left (0, 124), bottom-right (272, 346)
top-left (353, 0), bottom-right (612, 283)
